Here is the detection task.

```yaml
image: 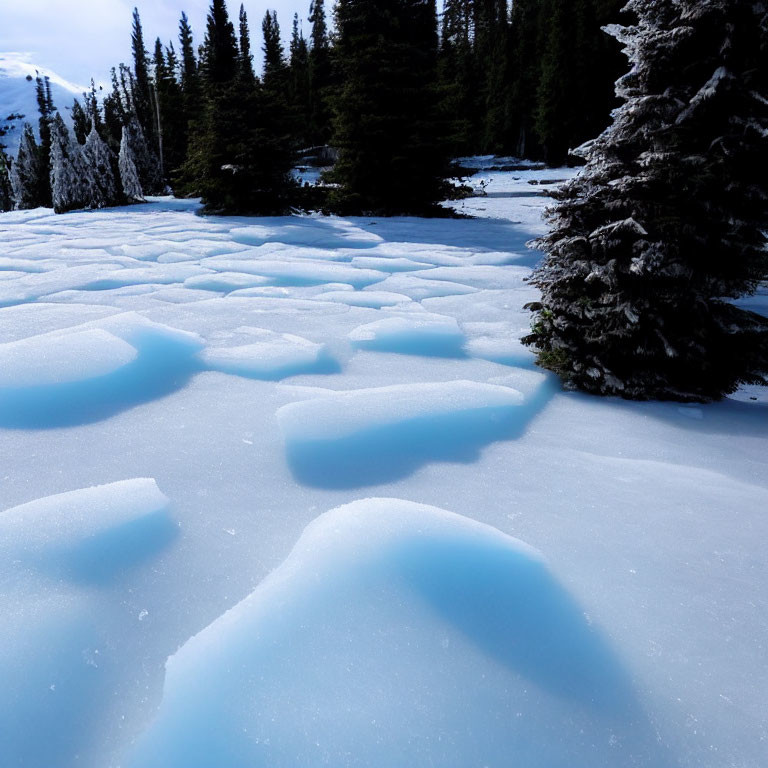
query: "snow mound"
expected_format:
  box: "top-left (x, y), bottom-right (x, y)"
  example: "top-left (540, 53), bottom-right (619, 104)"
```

top-left (277, 381), bottom-right (526, 487)
top-left (200, 328), bottom-right (340, 380)
top-left (184, 272), bottom-right (272, 293)
top-left (0, 479), bottom-right (177, 767)
top-left (369, 274), bottom-right (479, 300)
top-left (0, 314), bottom-right (203, 428)
top-left (349, 313), bottom-right (465, 357)
top-left (1, 479), bottom-right (174, 584)
top-left (350, 255), bottom-right (434, 272)
top-left (208, 258), bottom-right (386, 289)
top-left (0, 328), bottom-right (137, 388)
top-left (126, 498), bottom-right (655, 768)
top-left (320, 290), bottom-right (412, 308)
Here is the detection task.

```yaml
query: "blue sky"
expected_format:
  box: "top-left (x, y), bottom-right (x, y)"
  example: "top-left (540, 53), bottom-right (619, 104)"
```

top-left (0, 0), bottom-right (312, 86)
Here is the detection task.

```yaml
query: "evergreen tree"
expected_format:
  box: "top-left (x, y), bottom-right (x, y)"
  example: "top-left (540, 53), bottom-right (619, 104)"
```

top-left (307, 0), bottom-right (332, 145)
top-left (123, 114), bottom-right (162, 194)
top-left (83, 126), bottom-right (120, 208)
top-left (71, 98), bottom-right (89, 144)
top-left (262, 10), bottom-right (288, 91)
top-left (34, 74), bottom-right (54, 206)
top-left (438, 0), bottom-right (478, 155)
top-left (238, 4), bottom-right (257, 84)
top-left (0, 152), bottom-right (13, 212)
top-left (175, 12), bottom-right (202, 192)
top-left (289, 13), bottom-right (311, 147)
top-left (119, 126), bottom-right (145, 202)
top-left (179, 12), bottom-right (200, 94)
top-left (475, 0), bottom-right (510, 153)
top-left (10, 123), bottom-right (44, 209)
top-left (131, 7), bottom-right (155, 140)
top-left (329, 0), bottom-right (453, 215)
top-left (524, 0), bottom-right (768, 400)
top-left (152, 38), bottom-right (186, 184)
top-left (84, 79), bottom-right (105, 138)
top-left (49, 112), bottom-right (95, 213)
top-left (182, 0), bottom-right (295, 214)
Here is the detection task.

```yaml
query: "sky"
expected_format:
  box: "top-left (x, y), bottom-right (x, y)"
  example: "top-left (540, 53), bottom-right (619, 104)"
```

top-left (0, 0), bottom-right (312, 87)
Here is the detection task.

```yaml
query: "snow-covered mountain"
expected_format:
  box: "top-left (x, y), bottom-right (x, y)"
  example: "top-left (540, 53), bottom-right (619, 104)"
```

top-left (0, 52), bottom-right (84, 153)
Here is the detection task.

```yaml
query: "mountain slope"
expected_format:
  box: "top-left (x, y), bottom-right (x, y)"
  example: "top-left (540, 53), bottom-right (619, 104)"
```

top-left (0, 52), bottom-right (84, 153)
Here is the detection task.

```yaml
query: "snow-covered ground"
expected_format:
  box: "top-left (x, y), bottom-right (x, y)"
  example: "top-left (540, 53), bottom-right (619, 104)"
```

top-left (0, 169), bottom-right (766, 768)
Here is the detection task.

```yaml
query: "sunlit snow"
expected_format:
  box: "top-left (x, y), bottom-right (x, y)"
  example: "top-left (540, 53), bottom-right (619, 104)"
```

top-left (0, 168), bottom-right (766, 768)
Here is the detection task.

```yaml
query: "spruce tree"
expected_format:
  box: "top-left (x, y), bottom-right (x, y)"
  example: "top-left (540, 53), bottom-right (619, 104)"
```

top-left (84, 79), bottom-right (106, 138)
top-left (49, 113), bottom-right (95, 213)
top-left (0, 152), bottom-right (13, 212)
top-left (307, 0), bottom-right (332, 146)
top-left (329, 0), bottom-right (453, 215)
top-left (262, 10), bottom-right (289, 92)
top-left (289, 12), bottom-right (311, 147)
top-left (123, 114), bottom-right (162, 194)
top-left (83, 126), bottom-right (120, 207)
top-left (524, 0), bottom-right (768, 401)
top-left (182, 0), bottom-right (295, 214)
top-left (506, 0), bottom-right (540, 158)
top-left (34, 74), bottom-right (54, 207)
top-left (71, 99), bottom-right (89, 144)
top-left (119, 126), bottom-right (145, 202)
top-left (238, 5), bottom-right (257, 84)
top-left (438, 0), bottom-right (478, 155)
top-left (175, 12), bottom-right (202, 193)
top-left (131, 7), bottom-right (155, 141)
top-left (152, 38), bottom-right (187, 184)
top-left (10, 123), bottom-right (44, 209)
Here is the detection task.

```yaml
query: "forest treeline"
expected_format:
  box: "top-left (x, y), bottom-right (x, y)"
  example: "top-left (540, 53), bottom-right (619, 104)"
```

top-left (1, 0), bottom-right (625, 216)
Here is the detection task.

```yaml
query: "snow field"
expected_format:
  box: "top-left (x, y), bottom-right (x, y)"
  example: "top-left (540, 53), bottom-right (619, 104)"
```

top-left (0, 479), bottom-right (176, 767)
top-left (126, 498), bottom-right (667, 768)
top-left (0, 170), bottom-right (765, 768)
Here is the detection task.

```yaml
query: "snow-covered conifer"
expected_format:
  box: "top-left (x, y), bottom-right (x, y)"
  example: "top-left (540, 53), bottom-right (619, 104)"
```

top-left (0, 153), bottom-right (13, 212)
top-left (123, 116), bottom-right (163, 194)
top-left (83, 126), bottom-right (119, 208)
top-left (49, 112), bottom-right (95, 213)
top-left (10, 123), bottom-right (44, 209)
top-left (119, 126), bottom-right (145, 202)
top-left (524, 0), bottom-right (768, 401)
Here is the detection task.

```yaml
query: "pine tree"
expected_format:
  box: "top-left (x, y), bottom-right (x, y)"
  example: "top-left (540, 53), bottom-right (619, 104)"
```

top-left (534, 0), bottom-right (579, 165)
top-left (329, 0), bottom-right (453, 215)
top-left (83, 126), bottom-right (120, 207)
top-left (71, 98), bottom-right (89, 144)
top-left (34, 74), bottom-right (54, 206)
top-left (179, 12), bottom-right (200, 94)
top-left (49, 112), bottom-right (95, 213)
top-left (262, 10), bottom-right (288, 91)
top-left (123, 114), bottom-right (162, 194)
top-left (182, 0), bottom-right (295, 214)
top-left (524, 0), bottom-right (768, 401)
top-left (84, 79), bottom-right (105, 138)
top-left (131, 7), bottom-right (155, 141)
top-left (438, 0), bottom-right (478, 155)
top-left (119, 125), bottom-right (145, 202)
top-left (0, 152), bottom-right (13, 212)
top-left (289, 12), bottom-right (311, 147)
top-left (10, 123), bottom-right (44, 209)
top-left (307, 0), bottom-right (332, 146)
top-left (474, 0), bottom-right (510, 153)
top-left (175, 12), bottom-right (202, 193)
top-left (238, 4), bottom-right (257, 84)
